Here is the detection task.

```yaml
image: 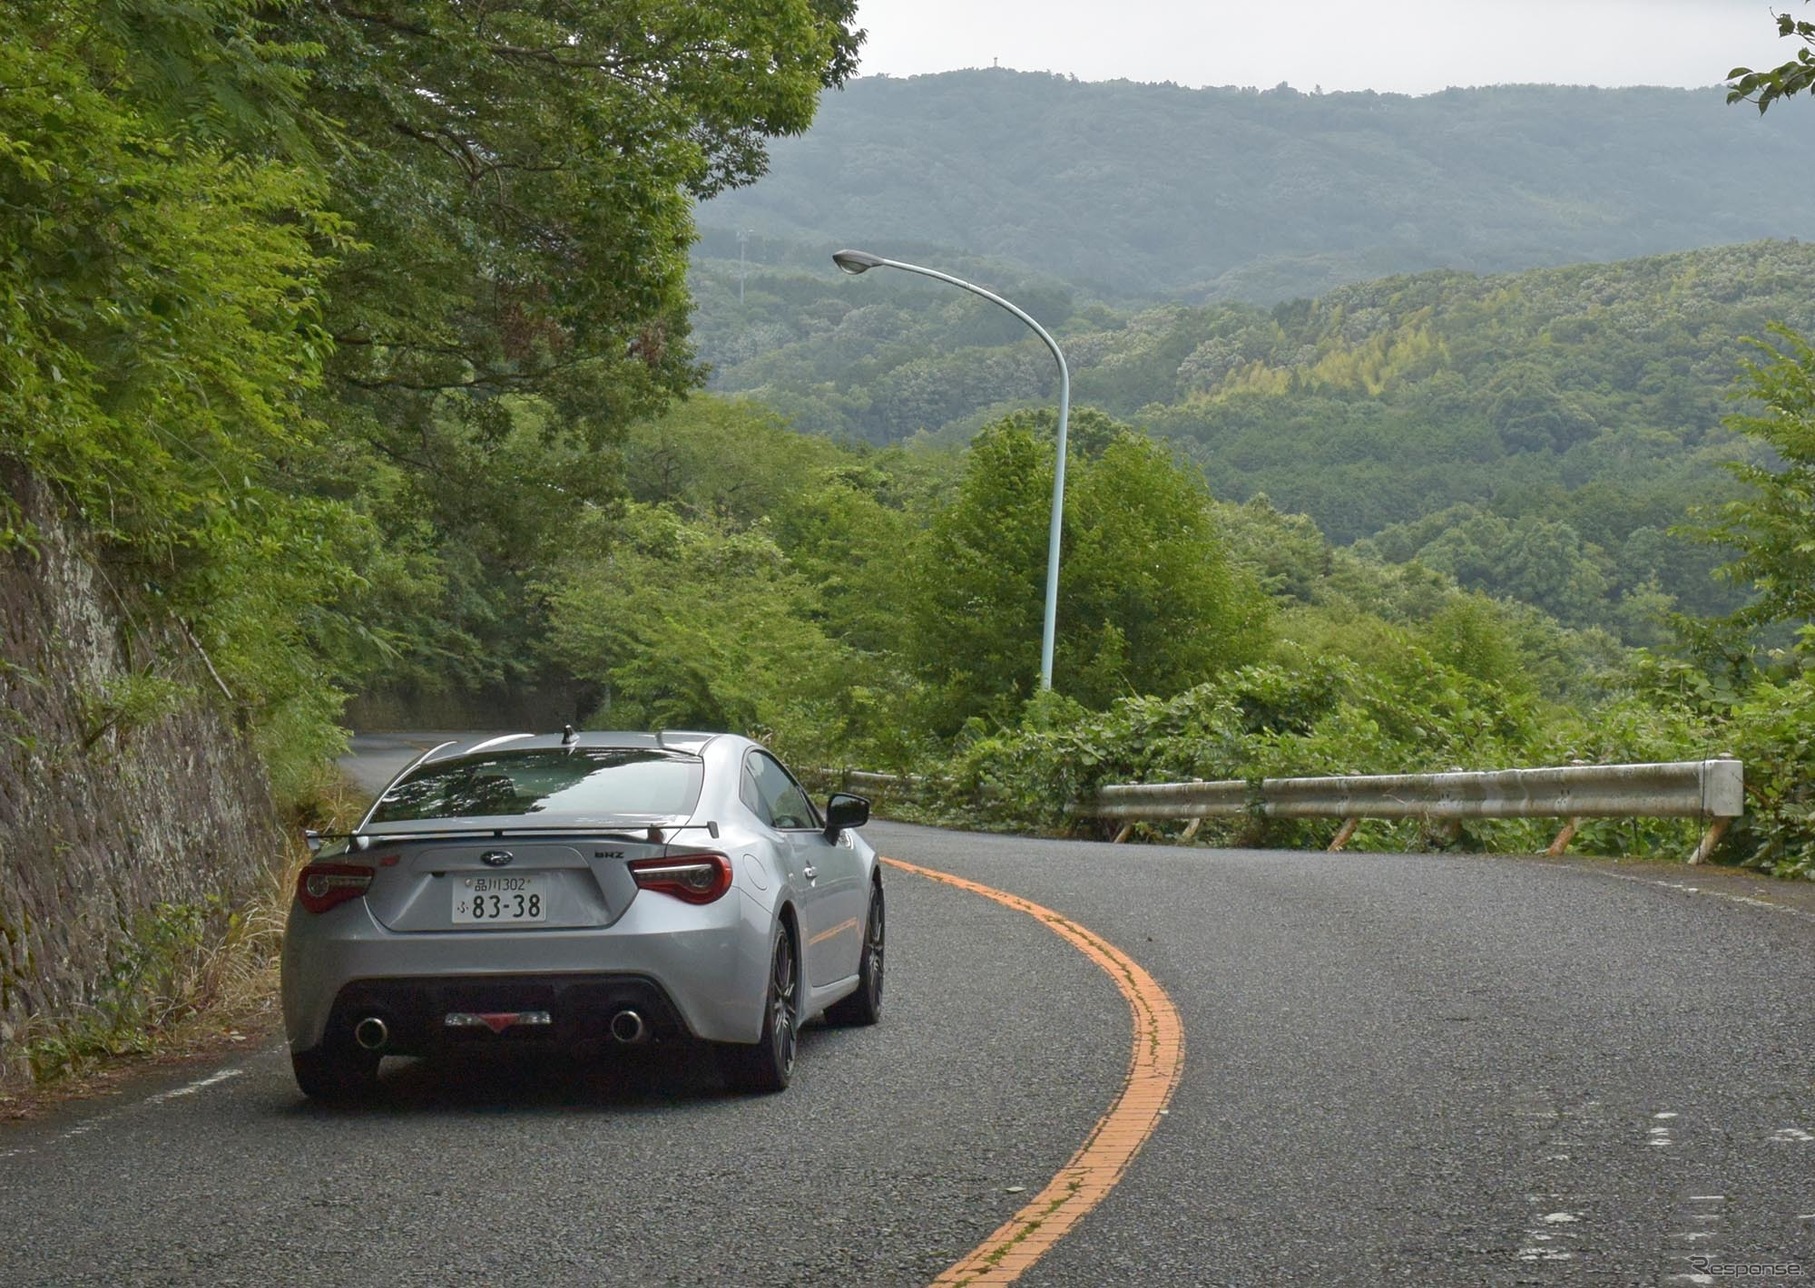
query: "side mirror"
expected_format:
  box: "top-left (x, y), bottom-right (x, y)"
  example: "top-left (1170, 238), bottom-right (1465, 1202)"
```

top-left (303, 828), bottom-right (324, 855)
top-left (823, 792), bottom-right (870, 839)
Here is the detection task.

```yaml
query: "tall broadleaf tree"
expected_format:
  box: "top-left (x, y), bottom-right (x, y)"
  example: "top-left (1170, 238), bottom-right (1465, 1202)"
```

top-left (0, 0), bottom-right (370, 780)
top-left (1702, 328), bottom-right (1815, 635)
top-left (908, 410), bottom-right (1269, 731)
top-left (276, 0), bottom-right (864, 689)
top-left (1718, 7), bottom-right (1815, 641)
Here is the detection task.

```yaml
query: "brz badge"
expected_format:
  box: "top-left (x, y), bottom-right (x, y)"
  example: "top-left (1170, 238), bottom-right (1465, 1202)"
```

top-left (480, 850), bottom-right (515, 868)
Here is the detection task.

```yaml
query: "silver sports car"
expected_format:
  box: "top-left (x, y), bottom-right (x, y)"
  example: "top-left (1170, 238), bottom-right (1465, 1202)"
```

top-left (281, 730), bottom-right (883, 1098)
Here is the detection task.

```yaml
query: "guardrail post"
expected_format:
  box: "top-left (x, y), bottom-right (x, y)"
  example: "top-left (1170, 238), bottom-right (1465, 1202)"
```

top-left (1689, 817), bottom-right (1732, 866)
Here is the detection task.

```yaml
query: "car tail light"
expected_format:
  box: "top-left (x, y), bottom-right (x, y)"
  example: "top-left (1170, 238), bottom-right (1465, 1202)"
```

top-left (629, 853), bottom-right (733, 905)
top-left (296, 863), bottom-right (374, 914)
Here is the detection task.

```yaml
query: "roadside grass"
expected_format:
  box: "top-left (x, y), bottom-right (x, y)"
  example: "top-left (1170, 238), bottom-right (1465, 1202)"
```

top-left (0, 765), bottom-right (368, 1118)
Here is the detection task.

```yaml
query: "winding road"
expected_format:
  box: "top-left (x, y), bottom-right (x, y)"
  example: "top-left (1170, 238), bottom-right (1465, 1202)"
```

top-left (3, 750), bottom-right (1812, 1285)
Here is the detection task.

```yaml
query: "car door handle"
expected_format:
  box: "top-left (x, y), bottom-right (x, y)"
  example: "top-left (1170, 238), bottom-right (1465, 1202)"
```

top-left (803, 865), bottom-right (818, 880)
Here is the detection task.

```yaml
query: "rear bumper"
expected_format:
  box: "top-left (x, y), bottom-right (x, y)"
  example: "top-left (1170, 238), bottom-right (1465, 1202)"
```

top-left (317, 973), bottom-right (689, 1058)
top-left (281, 887), bottom-right (773, 1052)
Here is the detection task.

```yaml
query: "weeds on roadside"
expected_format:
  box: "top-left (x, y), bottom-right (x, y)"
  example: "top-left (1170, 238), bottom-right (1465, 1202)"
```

top-left (7, 764), bottom-right (369, 1090)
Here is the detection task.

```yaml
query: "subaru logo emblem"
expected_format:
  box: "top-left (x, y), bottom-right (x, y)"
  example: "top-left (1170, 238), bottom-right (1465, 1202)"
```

top-left (480, 850), bottom-right (514, 868)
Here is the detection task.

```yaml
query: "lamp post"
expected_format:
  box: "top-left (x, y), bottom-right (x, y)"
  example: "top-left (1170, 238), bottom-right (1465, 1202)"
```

top-left (831, 248), bottom-right (1071, 691)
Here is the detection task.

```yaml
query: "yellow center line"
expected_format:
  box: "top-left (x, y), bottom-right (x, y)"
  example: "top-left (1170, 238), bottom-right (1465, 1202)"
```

top-left (881, 856), bottom-right (1185, 1287)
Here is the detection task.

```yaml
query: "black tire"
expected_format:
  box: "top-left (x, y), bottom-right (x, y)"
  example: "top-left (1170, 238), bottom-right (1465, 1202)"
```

top-left (826, 881), bottom-right (883, 1026)
top-left (291, 1040), bottom-right (381, 1101)
top-left (718, 925), bottom-right (799, 1094)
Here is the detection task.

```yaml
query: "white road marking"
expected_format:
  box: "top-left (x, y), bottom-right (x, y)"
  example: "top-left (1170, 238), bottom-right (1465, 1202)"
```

top-left (1597, 872), bottom-right (1815, 924)
top-left (1666, 1191), bottom-right (1730, 1283)
top-left (144, 1068), bottom-right (243, 1105)
top-left (1512, 1093), bottom-right (1596, 1266)
top-left (1, 1064), bottom-right (247, 1162)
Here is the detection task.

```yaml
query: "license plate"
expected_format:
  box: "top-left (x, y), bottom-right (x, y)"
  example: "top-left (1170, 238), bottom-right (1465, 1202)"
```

top-left (454, 875), bottom-right (546, 924)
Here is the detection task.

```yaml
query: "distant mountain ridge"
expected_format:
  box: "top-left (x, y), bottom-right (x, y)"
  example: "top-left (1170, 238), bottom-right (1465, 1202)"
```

top-left (699, 70), bottom-right (1815, 304)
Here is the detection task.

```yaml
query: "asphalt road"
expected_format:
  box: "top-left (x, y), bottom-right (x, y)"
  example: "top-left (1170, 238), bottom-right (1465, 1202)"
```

top-left (3, 813), bottom-right (1812, 1286)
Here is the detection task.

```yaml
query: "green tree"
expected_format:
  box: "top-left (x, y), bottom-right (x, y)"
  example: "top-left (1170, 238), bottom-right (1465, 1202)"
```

top-left (771, 463), bottom-right (921, 657)
top-left (1700, 327), bottom-right (1815, 634)
top-left (908, 417), bottom-right (1054, 727)
top-left (275, 0), bottom-right (864, 691)
top-left (288, 0), bottom-right (861, 409)
top-left (1059, 431), bottom-right (1271, 707)
top-left (1728, 2), bottom-right (1815, 112)
top-left (1215, 495), bottom-right (1333, 605)
top-left (624, 396), bottom-right (847, 524)
top-left (1412, 511), bottom-right (1612, 628)
top-left (0, 0), bottom-right (364, 783)
top-left (909, 411), bottom-right (1268, 729)
top-left (542, 502), bottom-right (848, 756)
top-left (0, 0), bottom-right (332, 555)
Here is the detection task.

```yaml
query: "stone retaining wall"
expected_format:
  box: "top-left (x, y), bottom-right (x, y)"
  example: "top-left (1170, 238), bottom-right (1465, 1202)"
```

top-left (0, 469), bottom-right (278, 1078)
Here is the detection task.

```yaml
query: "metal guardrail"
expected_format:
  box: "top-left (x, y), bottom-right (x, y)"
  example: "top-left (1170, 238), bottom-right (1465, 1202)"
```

top-left (841, 770), bottom-right (922, 794)
top-left (1081, 759), bottom-right (1744, 863)
top-left (816, 758), bottom-right (1746, 864)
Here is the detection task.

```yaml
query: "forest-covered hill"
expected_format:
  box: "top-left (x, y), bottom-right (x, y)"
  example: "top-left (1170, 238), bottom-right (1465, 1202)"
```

top-left (698, 71), bottom-right (1815, 303)
top-left (691, 240), bottom-right (1815, 642)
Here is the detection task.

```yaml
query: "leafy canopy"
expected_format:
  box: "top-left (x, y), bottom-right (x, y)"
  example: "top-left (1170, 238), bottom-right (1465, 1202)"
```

top-left (1700, 327), bottom-right (1815, 635)
top-left (1, 0), bottom-right (866, 789)
top-left (908, 410), bottom-right (1270, 731)
top-left (0, 0), bottom-right (368, 789)
top-left (273, 0), bottom-right (864, 692)
top-left (542, 501), bottom-right (849, 754)
top-left (1728, 2), bottom-right (1815, 112)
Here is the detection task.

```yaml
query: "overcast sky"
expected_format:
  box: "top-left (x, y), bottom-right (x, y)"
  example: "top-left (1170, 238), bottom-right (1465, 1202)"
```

top-left (852, 0), bottom-right (1798, 95)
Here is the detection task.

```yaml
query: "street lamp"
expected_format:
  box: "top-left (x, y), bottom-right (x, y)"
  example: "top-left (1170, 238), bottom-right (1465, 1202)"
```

top-left (832, 249), bottom-right (1071, 691)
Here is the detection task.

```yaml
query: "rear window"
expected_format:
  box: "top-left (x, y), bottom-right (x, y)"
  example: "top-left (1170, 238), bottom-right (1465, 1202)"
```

top-left (368, 748), bottom-right (703, 824)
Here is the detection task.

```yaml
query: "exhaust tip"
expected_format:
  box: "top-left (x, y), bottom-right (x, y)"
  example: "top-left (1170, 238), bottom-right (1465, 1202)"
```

top-left (353, 1016), bottom-right (390, 1051)
top-left (609, 1009), bottom-right (647, 1045)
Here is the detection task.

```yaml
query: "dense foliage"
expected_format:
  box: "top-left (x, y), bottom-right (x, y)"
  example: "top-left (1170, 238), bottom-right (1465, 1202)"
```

top-left (0, 0), bottom-right (862, 792)
top-left (933, 328), bottom-right (1815, 875)
top-left (276, 0), bottom-right (863, 692)
top-left (0, 0), bottom-right (359, 779)
top-left (696, 240), bottom-right (1815, 646)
